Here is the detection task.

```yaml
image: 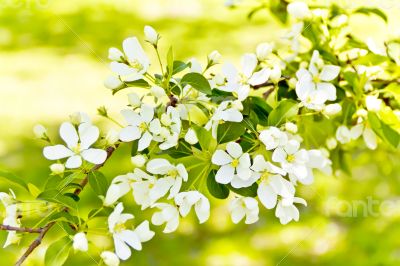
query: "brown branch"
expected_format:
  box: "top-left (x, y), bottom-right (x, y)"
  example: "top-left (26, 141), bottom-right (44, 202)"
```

top-left (15, 145), bottom-right (118, 266)
top-left (0, 225), bottom-right (43, 233)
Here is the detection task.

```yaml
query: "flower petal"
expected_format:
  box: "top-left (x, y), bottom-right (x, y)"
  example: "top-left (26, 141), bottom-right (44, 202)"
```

top-left (81, 149), bottom-right (107, 165)
top-left (320, 65), bottom-right (340, 81)
top-left (134, 220), bottom-right (155, 242)
top-left (138, 131), bottom-right (153, 151)
top-left (226, 142), bottom-right (243, 158)
top-left (241, 53), bottom-right (257, 78)
top-left (212, 150), bottom-right (232, 165)
top-left (114, 236), bottom-right (131, 260)
top-left (258, 181), bottom-right (277, 209)
top-left (248, 68), bottom-right (271, 86)
top-left (79, 123), bottom-right (99, 150)
top-left (120, 126), bottom-right (141, 142)
top-left (60, 122), bottom-right (79, 149)
top-left (215, 165), bottom-right (234, 184)
top-left (43, 145), bottom-right (74, 160)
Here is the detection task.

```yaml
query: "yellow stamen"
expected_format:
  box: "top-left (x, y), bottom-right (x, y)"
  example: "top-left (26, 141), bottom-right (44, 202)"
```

top-left (231, 159), bottom-right (239, 168)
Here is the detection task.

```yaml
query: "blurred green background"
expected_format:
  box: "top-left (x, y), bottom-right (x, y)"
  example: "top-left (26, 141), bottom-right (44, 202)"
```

top-left (1, 0), bottom-right (400, 265)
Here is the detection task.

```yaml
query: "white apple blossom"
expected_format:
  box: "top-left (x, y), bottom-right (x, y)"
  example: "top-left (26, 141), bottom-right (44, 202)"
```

top-left (323, 103), bottom-right (342, 116)
top-left (144, 25), bottom-right (159, 46)
top-left (108, 47), bottom-right (124, 62)
top-left (272, 139), bottom-right (312, 184)
top-left (1, 192), bottom-right (21, 248)
top-left (350, 122), bottom-right (378, 150)
top-left (275, 197), bottom-right (307, 224)
top-left (146, 159), bottom-right (188, 199)
top-left (220, 53), bottom-right (271, 101)
top-left (336, 125), bottom-right (352, 144)
top-left (287, 2), bottom-right (311, 20)
top-left (211, 142), bottom-right (254, 187)
top-left (205, 100), bottom-right (243, 138)
top-left (101, 251), bottom-right (120, 266)
top-left (104, 76), bottom-right (124, 90)
top-left (110, 37), bottom-right (150, 82)
top-left (152, 106), bottom-right (181, 150)
top-left (119, 104), bottom-right (161, 151)
top-left (259, 127), bottom-right (288, 150)
top-left (108, 203), bottom-right (154, 260)
top-left (73, 232), bottom-right (88, 252)
top-left (256, 42), bottom-right (274, 61)
top-left (174, 191), bottom-right (210, 223)
top-left (229, 197), bottom-right (259, 224)
top-left (184, 128), bottom-right (199, 145)
top-left (151, 203), bottom-right (180, 233)
top-left (43, 122), bottom-right (107, 169)
top-left (296, 50), bottom-right (340, 110)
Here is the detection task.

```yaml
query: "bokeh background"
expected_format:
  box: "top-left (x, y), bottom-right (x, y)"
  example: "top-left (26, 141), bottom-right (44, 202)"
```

top-left (1, 0), bottom-right (400, 265)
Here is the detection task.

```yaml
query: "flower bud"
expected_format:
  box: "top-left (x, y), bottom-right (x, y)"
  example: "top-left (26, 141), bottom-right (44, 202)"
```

top-left (50, 163), bottom-right (65, 175)
top-left (207, 50), bottom-right (221, 65)
top-left (256, 43), bottom-right (274, 61)
top-left (184, 128), bottom-right (199, 144)
top-left (144, 25), bottom-right (159, 46)
top-left (287, 2), bottom-right (311, 20)
top-left (326, 137), bottom-right (337, 150)
top-left (323, 103), bottom-right (342, 116)
top-left (365, 95), bottom-right (382, 112)
top-left (288, 78), bottom-right (297, 88)
top-left (106, 128), bottom-right (119, 145)
top-left (131, 154), bottom-right (147, 167)
top-left (108, 47), bottom-right (124, 61)
top-left (70, 112), bottom-right (91, 124)
top-left (127, 93), bottom-right (141, 108)
top-left (150, 85), bottom-right (167, 99)
top-left (336, 125), bottom-right (351, 144)
top-left (270, 66), bottom-right (281, 83)
top-left (285, 122), bottom-right (298, 134)
top-left (104, 76), bottom-right (124, 91)
top-left (356, 108), bottom-right (368, 118)
top-left (33, 124), bottom-right (47, 139)
top-left (101, 251), bottom-right (120, 266)
top-left (73, 232), bottom-right (88, 252)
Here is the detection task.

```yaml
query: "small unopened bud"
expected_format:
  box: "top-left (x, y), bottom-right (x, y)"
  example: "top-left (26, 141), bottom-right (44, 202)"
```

top-left (285, 122), bottom-right (298, 134)
top-left (70, 112), bottom-right (91, 125)
top-left (144, 25), bottom-right (159, 46)
top-left (365, 95), bottom-right (382, 112)
top-left (104, 76), bottom-right (124, 91)
top-left (326, 137), bottom-right (337, 150)
top-left (127, 93), bottom-right (141, 108)
top-left (73, 232), bottom-right (88, 252)
top-left (270, 66), bottom-right (281, 83)
top-left (184, 128), bottom-right (199, 144)
top-left (256, 43), bottom-right (274, 61)
top-left (108, 48), bottom-right (124, 61)
top-left (33, 124), bottom-right (47, 139)
top-left (150, 86), bottom-right (167, 99)
top-left (323, 103), bottom-right (342, 116)
top-left (287, 2), bottom-right (311, 20)
top-left (356, 108), bottom-right (368, 117)
top-left (101, 251), bottom-right (120, 266)
top-left (97, 106), bottom-right (108, 117)
top-left (131, 154), bottom-right (147, 167)
top-left (50, 163), bottom-right (65, 175)
top-left (207, 50), bottom-right (221, 65)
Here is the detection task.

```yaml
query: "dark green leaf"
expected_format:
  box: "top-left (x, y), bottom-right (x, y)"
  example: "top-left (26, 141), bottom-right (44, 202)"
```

top-left (37, 190), bottom-right (77, 210)
top-left (181, 72), bottom-right (212, 95)
top-left (217, 122), bottom-right (246, 144)
top-left (227, 183), bottom-right (258, 197)
top-left (268, 99), bottom-right (299, 126)
top-left (207, 170), bottom-right (229, 199)
top-left (354, 7), bottom-right (388, 23)
top-left (57, 171), bottom-right (85, 191)
top-left (172, 60), bottom-right (189, 75)
top-left (88, 172), bottom-right (109, 196)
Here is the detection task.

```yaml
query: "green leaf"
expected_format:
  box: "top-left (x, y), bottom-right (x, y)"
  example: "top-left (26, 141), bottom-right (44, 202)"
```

top-left (269, 0), bottom-right (288, 24)
top-left (354, 7), bottom-right (388, 23)
top-left (158, 140), bottom-right (193, 158)
top-left (57, 171), bottom-right (85, 191)
top-left (217, 122), bottom-right (246, 144)
top-left (166, 46), bottom-right (174, 76)
top-left (181, 72), bottom-right (212, 95)
top-left (207, 170), bottom-right (229, 199)
top-left (88, 172), bottom-right (109, 196)
top-left (368, 112), bottom-right (400, 148)
top-left (192, 124), bottom-right (217, 152)
top-left (28, 183), bottom-right (41, 197)
top-left (172, 60), bottom-right (189, 75)
top-left (38, 211), bottom-right (80, 227)
top-left (246, 96), bottom-right (272, 126)
top-left (112, 79), bottom-right (149, 95)
top-left (37, 190), bottom-right (77, 210)
top-left (353, 54), bottom-right (388, 66)
top-left (130, 139), bottom-right (139, 156)
top-left (227, 183), bottom-right (258, 197)
top-left (45, 236), bottom-right (72, 266)
top-left (384, 83), bottom-right (400, 103)
top-left (268, 99), bottom-right (299, 126)
top-left (0, 169), bottom-right (28, 190)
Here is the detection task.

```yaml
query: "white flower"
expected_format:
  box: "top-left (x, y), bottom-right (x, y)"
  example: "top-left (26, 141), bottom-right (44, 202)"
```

top-left (229, 197), bottom-right (259, 224)
top-left (259, 127), bottom-right (288, 150)
top-left (256, 42), bottom-right (274, 61)
top-left (131, 154), bottom-right (147, 167)
top-left (307, 149), bottom-right (332, 175)
top-left (101, 251), bottom-right (120, 266)
top-left (110, 37), bottom-right (150, 82)
top-left (146, 159), bottom-right (188, 199)
top-left (1, 191), bottom-right (21, 248)
top-left (205, 100), bottom-right (243, 138)
top-left (69, 112), bottom-right (91, 125)
top-left (104, 76), bottom-right (124, 90)
top-left (350, 123), bottom-right (378, 150)
top-left (150, 85), bottom-right (167, 99)
top-left (184, 128), bottom-right (198, 145)
top-left (296, 50), bottom-right (340, 110)
top-left (127, 93), bottom-right (141, 108)
top-left (287, 2), bottom-right (311, 20)
top-left (211, 142), bottom-right (254, 187)
top-left (275, 197), bottom-right (307, 224)
top-left (188, 58), bottom-right (203, 73)
top-left (144, 25), bottom-right (159, 46)
top-left (119, 104), bottom-right (161, 151)
top-left (152, 107), bottom-right (181, 150)
top-left (108, 47), bottom-right (124, 61)
top-left (207, 50), bottom-right (221, 65)
top-left (323, 103), bottom-right (342, 116)
top-left (365, 95), bottom-right (382, 112)
top-left (105, 128), bottom-right (120, 145)
top-left (151, 203), bottom-right (180, 233)
top-left (73, 232), bottom-right (88, 252)
top-left (336, 125), bottom-right (351, 144)
top-left (33, 124), bottom-right (47, 138)
top-left (272, 140), bottom-right (312, 184)
top-left (270, 65), bottom-right (282, 83)
top-left (174, 191), bottom-right (210, 223)
top-left (220, 53), bottom-right (271, 101)
top-left (43, 122), bottom-right (107, 169)
top-left (50, 163), bottom-right (65, 174)
top-left (251, 155), bottom-right (294, 209)
top-left (108, 203), bottom-right (155, 260)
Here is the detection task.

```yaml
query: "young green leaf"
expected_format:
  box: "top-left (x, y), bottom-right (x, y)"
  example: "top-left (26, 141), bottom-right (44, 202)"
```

top-left (181, 72), bottom-right (212, 95)
top-left (45, 236), bottom-right (72, 266)
top-left (268, 99), bottom-right (299, 126)
top-left (88, 172), bottom-right (109, 196)
top-left (0, 169), bottom-right (28, 191)
top-left (217, 122), bottom-right (246, 144)
top-left (207, 170), bottom-right (229, 199)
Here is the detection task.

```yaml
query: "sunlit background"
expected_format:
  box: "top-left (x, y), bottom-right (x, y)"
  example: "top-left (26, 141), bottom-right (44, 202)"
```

top-left (1, 0), bottom-right (400, 265)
